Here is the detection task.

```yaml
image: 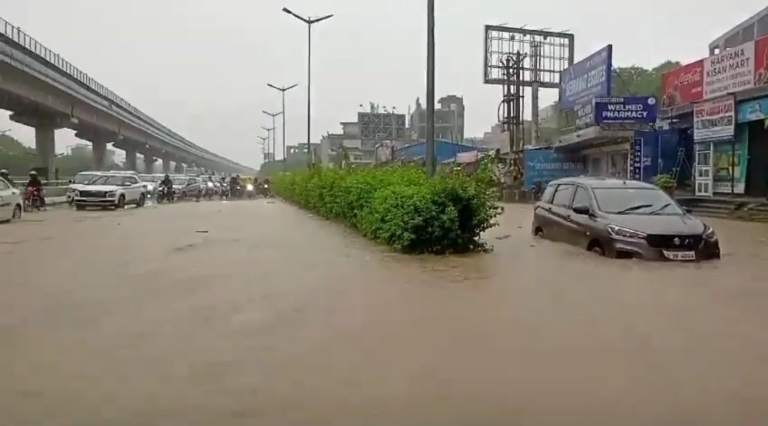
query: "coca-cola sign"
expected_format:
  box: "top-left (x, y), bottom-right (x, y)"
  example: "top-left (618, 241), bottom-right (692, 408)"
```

top-left (660, 60), bottom-right (704, 109)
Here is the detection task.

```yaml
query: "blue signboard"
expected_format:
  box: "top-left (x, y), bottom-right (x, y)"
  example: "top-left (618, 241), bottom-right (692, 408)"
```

top-left (574, 98), bottom-right (595, 130)
top-left (629, 137), bottom-right (644, 181)
top-left (594, 96), bottom-right (658, 124)
top-left (736, 98), bottom-right (768, 123)
top-left (558, 45), bottom-right (613, 110)
top-left (523, 149), bottom-right (586, 188)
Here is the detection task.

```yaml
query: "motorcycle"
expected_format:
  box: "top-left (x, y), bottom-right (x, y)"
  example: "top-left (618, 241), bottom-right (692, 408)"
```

top-left (258, 182), bottom-right (272, 198)
top-left (156, 186), bottom-right (175, 204)
top-left (203, 182), bottom-right (215, 200)
top-left (230, 185), bottom-right (243, 199)
top-left (219, 185), bottom-right (231, 200)
top-left (529, 181), bottom-right (544, 202)
top-left (23, 187), bottom-right (44, 212)
top-left (245, 183), bottom-right (256, 200)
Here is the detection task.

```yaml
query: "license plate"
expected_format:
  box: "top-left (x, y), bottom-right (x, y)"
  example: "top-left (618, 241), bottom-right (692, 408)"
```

top-left (663, 250), bottom-right (696, 261)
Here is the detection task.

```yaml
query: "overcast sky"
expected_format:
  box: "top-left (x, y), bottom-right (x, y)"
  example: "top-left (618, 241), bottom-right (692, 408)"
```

top-left (1, 0), bottom-right (765, 168)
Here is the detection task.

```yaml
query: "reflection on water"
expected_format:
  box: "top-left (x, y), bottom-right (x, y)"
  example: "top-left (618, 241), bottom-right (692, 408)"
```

top-left (2, 202), bottom-right (768, 426)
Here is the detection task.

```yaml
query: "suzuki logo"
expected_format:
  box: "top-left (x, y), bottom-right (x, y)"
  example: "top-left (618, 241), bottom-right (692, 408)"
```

top-left (673, 238), bottom-right (681, 246)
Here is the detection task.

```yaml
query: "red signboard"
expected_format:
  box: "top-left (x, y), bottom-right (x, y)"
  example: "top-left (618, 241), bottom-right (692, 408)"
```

top-left (754, 35), bottom-right (768, 87)
top-left (660, 60), bottom-right (704, 109)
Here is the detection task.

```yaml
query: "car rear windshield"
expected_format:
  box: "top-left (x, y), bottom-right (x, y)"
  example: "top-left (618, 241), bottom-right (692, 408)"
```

top-left (593, 188), bottom-right (683, 215)
top-left (173, 178), bottom-right (188, 185)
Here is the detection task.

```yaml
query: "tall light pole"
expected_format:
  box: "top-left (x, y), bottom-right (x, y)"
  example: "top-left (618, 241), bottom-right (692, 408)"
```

top-left (425, 0), bottom-right (436, 177)
top-left (258, 135), bottom-right (269, 162)
top-left (261, 126), bottom-right (275, 161)
top-left (267, 83), bottom-right (298, 163)
top-left (262, 110), bottom-right (283, 162)
top-left (282, 7), bottom-right (333, 166)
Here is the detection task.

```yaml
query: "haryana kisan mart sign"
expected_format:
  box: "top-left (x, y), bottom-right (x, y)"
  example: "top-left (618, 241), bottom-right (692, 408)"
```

top-left (661, 35), bottom-right (768, 108)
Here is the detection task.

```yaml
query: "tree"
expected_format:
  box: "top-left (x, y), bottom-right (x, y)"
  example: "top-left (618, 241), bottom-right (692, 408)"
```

top-left (611, 60), bottom-right (681, 97)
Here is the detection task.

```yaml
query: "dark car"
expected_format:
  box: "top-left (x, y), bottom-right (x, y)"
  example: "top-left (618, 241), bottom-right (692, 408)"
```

top-left (531, 177), bottom-right (720, 261)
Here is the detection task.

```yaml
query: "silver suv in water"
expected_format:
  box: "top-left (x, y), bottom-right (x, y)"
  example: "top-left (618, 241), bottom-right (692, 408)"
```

top-left (531, 177), bottom-right (721, 261)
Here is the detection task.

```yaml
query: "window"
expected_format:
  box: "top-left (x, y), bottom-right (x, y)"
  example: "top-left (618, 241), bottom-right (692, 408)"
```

top-left (187, 178), bottom-right (196, 185)
top-left (0, 179), bottom-right (9, 190)
top-left (572, 186), bottom-right (591, 209)
top-left (124, 176), bottom-right (138, 185)
top-left (552, 184), bottom-right (574, 208)
top-left (541, 184), bottom-right (557, 204)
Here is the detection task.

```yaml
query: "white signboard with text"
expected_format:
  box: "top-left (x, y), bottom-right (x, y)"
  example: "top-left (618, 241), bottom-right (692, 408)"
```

top-left (703, 41), bottom-right (754, 99)
top-left (693, 96), bottom-right (735, 142)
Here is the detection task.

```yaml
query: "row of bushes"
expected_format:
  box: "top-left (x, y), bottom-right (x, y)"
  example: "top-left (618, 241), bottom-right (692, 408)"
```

top-left (272, 163), bottom-right (501, 254)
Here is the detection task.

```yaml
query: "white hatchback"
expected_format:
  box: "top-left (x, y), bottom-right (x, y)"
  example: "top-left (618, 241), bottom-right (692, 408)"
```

top-left (0, 177), bottom-right (23, 222)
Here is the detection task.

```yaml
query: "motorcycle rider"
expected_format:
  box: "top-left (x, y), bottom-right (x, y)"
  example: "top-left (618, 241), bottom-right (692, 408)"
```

top-left (0, 169), bottom-right (15, 187)
top-left (229, 174), bottom-right (242, 197)
top-left (25, 170), bottom-right (46, 209)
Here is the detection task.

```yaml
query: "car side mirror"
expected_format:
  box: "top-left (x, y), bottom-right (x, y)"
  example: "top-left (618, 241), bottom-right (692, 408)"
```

top-left (572, 205), bottom-right (591, 216)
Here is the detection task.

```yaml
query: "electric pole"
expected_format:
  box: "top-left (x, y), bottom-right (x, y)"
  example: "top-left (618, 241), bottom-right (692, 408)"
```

top-left (262, 111), bottom-right (282, 162)
top-left (425, 0), bottom-right (436, 177)
top-left (261, 126), bottom-right (275, 161)
top-left (267, 83), bottom-right (299, 167)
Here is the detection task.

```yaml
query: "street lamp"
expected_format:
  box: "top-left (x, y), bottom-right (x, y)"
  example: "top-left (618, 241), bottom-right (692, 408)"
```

top-left (282, 7), bottom-right (333, 166)
top-left (262, 110), bottom-right (282, 162)
top-left (267, 83), bottom-right (298, 163)
top-left (261, 126), bottom-right (275, 161)
top-left (425, 0), bottom-right (436, 177)
top-left (257, 135), bottom-right (269, 162)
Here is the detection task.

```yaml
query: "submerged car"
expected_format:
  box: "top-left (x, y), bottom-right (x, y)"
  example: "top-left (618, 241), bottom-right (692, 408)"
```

top-left (531, 177), bottom-right (720, 261)
top-left (66, 171), bottom-right (103, 204)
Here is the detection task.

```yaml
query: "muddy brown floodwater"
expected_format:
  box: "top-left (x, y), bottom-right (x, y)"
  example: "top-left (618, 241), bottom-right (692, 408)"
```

top-left (1, 200), bottom-right (768, 426)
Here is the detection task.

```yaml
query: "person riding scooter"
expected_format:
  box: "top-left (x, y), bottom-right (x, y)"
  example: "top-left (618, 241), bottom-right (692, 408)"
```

top-left (158, 174), bottom-right (174, 202)
top-left (25, 171), bottom-right (46, 209)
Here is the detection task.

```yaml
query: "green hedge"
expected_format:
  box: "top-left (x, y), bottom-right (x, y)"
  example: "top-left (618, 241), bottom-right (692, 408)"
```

top-left (272, 163), bottom-right (501, 254)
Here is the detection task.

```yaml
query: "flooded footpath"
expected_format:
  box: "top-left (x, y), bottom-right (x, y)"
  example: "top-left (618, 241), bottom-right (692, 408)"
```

top-left (2, 201), bottom-right (768, 426)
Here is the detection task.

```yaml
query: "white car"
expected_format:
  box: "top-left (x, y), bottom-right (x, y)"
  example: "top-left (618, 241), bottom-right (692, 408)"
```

top-left (0, 177), bottom-right (23, 222)
top-left (73, 174), bottom-right (147, 210)
top-left (66, 171), bottom-right (103, 204)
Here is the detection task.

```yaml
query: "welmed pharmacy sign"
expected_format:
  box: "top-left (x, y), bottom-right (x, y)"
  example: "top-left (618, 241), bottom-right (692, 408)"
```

top-left (558, 45), bottom-right (613, 109)
top-left (593, 96), bottom-right (658, 124)
top-left (704, 41), bottom-right (754, 99)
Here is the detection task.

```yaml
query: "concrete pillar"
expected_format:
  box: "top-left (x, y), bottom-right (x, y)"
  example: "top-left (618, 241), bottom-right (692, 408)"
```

top-left (92, 139), bottom-right (107, 171)
top-left (143, 154), bottom-right (155, 174)
top-left (162, 157), bottom-right (171, 174)
top-left (174, 162), bottom-right (184, 174)
top-left (34, 125), bottom-right (56, 180)
top-left (124, 149), bottom-right (137, 171)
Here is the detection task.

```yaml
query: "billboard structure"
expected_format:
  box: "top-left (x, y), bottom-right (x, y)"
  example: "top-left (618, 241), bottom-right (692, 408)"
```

top-left (483, 25), bottom-right (574, 87)
top-left (358, 112), bottom-right (407, 141)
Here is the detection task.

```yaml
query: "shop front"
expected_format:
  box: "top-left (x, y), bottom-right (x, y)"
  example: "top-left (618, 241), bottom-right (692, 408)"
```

top-left (692, 95), bottom-right (746, 197)
top-left (554, 126), bottom-right (634, 178)
top-left (736, 97), bottom-right (768, 197)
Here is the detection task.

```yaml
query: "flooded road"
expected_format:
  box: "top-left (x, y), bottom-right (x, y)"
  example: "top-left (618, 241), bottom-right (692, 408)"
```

top-left (2, 201), bottom-right (768, 426)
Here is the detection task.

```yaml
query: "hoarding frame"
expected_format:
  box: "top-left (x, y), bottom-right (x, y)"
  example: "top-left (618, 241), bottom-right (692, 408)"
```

top-left (483, 25), bottom-right (574, 88)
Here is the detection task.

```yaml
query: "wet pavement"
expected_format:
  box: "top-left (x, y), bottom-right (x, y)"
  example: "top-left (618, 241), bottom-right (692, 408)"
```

top-left (2, 200), bottom-right (768, 426)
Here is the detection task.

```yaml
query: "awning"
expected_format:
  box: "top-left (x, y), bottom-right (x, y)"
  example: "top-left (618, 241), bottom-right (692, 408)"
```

top-left (553, 127), bottom-right (634, 151)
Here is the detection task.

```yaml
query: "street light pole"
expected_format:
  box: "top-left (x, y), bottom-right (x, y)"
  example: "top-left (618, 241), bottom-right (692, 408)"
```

top-left (282, 7), bottom-right (333, 166)
top-left (425, 0), bottom-right (436, 177)
top-left (267, 83), bottom-right (299, 164)
top-left (262, 111), bottom-right (282, 162)
top-left (258, 135), bottom-right (269, 162)
top-left (261, 126), bottom-right (275, 161)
